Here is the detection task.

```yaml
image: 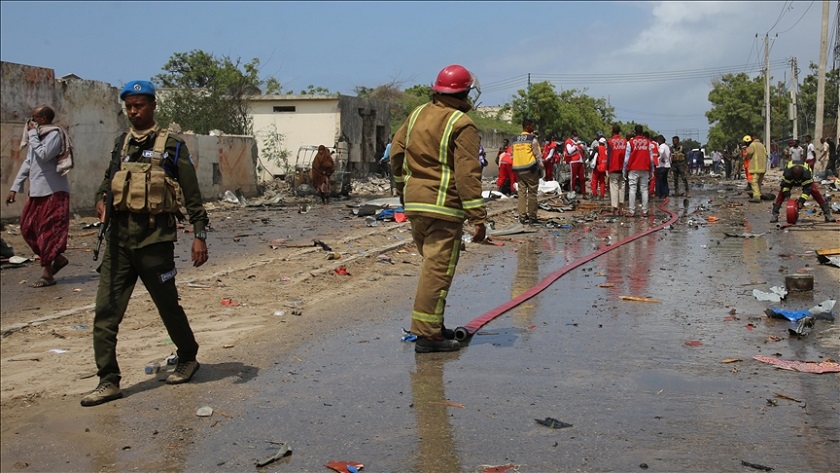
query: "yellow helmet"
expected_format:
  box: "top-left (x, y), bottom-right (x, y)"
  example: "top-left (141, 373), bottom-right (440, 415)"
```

top-left (742, 135), bottom-right (752, 143)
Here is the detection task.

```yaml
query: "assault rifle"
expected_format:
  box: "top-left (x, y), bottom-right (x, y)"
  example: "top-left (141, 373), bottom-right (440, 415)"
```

top-left (93, 147), bottom-right (120, 261)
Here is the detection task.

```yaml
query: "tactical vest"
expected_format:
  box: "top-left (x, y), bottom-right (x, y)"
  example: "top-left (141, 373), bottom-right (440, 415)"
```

top-left (111, 130), bottom-right (184, 220)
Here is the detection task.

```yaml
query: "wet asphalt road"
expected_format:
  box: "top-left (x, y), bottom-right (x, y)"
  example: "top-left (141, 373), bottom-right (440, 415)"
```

top-left (180, 202), bottom-right (838, 473)
top-left (2, 187), bottom-right (839, 472)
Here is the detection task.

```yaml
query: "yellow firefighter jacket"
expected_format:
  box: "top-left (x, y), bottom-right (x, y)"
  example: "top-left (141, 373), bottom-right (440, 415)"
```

top-left (390, 94), bottom-right (486, 225)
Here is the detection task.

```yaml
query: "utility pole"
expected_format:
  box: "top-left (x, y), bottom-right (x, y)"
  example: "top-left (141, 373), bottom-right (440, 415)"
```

top-left (835, 0), bottom-right (840, 139)
top-left (814, 0), bottom-right (829, 141)
top-left (526, 73), bottom-right (532, 118)
top-left (791, 57), bottom-right (799, 139)
top-left (764, 34), bottom-right (771, 147)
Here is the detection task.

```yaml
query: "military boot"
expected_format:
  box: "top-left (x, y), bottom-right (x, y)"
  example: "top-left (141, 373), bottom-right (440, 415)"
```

top-left (415, 336), bottom-right (460, 353)
top-left (770, 203), bottom-right (780, 223)
top-left (821, 203), bottom-right (836, 223)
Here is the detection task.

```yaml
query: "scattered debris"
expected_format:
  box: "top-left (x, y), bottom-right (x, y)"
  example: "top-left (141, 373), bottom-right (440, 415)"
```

top-left (741, 460), bottom-right (774, 471)
top-left (49, 349), bottom-right (68, 354)
top-left (221, 298), bottom-right (239, 306)
top-left (620, 296), bottom-right (660, 303)
top-left (815, 247), bottom-right (840, 267)
top-left (684, 340), bottom-right (703, 347)
top-left (773, 393), bottom-right (802, 403)
top-left (723, 232), bottom-right (766, 238)
top-left (721, 358), bottom-right (742, 363)
top-left (535, 417), bottom-right (573, 429)
top-left (476, 464), bottom-right (518, 473)
top-left (753, 355), bottom-right (840, 374)
top-left (334, 267), bottom-right (350, 276)
top-left (196, 406), bottom-right (213, 417)
top-left (256, 442), bottom-right (292, 467)
top-left (430, 400), bottom-right (465, 409)
top-left (752, 286), bottom-right (788, 302)
top-left (325, 460), bottom-right (364, 473)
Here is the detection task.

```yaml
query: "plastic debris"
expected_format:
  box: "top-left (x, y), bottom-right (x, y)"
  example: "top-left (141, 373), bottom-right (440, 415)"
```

top-left (325, 460), bottom-right (364, 473)
top-left (256, 442), bottom-right (292, 467)
top-left (764, 308), bottom-right (809, 322)
top-left (221, 298), bottom-right (239, 306)
top-left (809, 299), bottom-right (836, 319)
top-left (401, 334), bottom-right (417, 342)
top-left (49, 349), bottom-right (68, 354)
top-left (683, 340), bottom-right (703, 347)
top-left (752, 286), bottom-right (787, 302)
top-left (221, 190), bottom-right (240, 204)
top-left (273, 310), bottom-right (287, 317)
top-left (721, 358), bottom-right (742, 363)
top-left (196, 406), bottom-right (213, 417)
top-left (753, 355), bottom-right (840, 374)
top-left (8, 256), bottom-right (31, 265)
top-left (334, 267), bottom-right (350, 276)
top-left (535, 417), bottom-right (573, 429)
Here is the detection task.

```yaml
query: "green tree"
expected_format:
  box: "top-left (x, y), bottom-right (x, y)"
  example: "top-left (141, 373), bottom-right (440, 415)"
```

top-left (796, 62), bottom-right (839, 138)
top-left (153, 50), bottom-right (275, 135)
top-left (508, 81), bottom-right (616, 141)
top-left (299, 85), bottom-right (331, 95)
top-left (706, 72), bottom-right (787, 151)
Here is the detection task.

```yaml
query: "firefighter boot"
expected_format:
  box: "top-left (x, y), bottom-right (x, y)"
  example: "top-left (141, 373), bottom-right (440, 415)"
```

top-left (770, 203), bottom-right (780, 223)
top-left (821, 203), bottom-right (836, 223)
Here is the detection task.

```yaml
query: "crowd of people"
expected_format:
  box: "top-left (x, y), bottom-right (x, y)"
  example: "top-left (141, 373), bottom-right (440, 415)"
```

top-left (486, 126), bottom-right (836, 223)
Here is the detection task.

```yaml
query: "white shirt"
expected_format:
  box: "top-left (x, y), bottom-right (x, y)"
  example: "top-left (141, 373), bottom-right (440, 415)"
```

top-left (657, 143), bottom-right (671, 168)
top-left (807, 143), bottom-right (817, 161)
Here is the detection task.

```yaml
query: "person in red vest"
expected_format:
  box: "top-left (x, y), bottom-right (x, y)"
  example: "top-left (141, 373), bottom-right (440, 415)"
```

top-left (623, 125), bottom-right (654, 217)
top-left (564, 131), bottom-right (586, 196)
top-left (606, 125), bottom-right (628, 215)
top-left (542, 135), bottom-right (557, 181)
top-left (589, 137), bottom-right (608, 200)
top-left (496, 146), bottom-right (517, 196)
top-left (646, 131), bottom-right (658, 197)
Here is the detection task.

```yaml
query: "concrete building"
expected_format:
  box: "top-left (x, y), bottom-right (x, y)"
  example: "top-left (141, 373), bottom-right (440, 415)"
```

top-left (249, 94), bottom-right (390, 180)
top-left (0, 61), bottom-right (260, 219)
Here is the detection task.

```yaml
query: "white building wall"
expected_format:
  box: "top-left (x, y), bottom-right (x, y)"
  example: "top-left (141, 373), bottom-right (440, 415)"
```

top-left (251, 97), bottom-right (340, 177)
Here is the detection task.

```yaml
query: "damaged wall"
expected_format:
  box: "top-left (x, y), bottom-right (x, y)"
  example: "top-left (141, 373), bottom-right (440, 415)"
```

top-left (337, 95), bottom-right (390, 175)
top-left (0, 61), bottom-right (259, 220)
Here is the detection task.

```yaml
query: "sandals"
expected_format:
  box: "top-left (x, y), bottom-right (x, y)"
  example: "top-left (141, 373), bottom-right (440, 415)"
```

top-left (32, 276), bottom-right (56, 288)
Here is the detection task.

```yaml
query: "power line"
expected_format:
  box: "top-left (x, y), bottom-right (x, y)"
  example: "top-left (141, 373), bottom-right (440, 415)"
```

top-left (777, 0), bottom-right (816, 35)
top-left (767, 1), bottom-right (793, 35)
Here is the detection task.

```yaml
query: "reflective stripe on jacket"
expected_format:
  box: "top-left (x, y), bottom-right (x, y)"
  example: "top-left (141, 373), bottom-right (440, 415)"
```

top-left (389, 96), bottom-right (486, 225)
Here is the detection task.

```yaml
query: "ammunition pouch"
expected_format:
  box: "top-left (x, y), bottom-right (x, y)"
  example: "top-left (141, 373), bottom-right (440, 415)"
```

top-left (111, 130), bottom-right (184, 218)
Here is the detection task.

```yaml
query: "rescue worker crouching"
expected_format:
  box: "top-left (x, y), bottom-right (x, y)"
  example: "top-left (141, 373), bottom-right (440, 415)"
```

top-left (770, 160), bottom-right (836, 223)
top-left (389, 64), bottom-right (486, 353)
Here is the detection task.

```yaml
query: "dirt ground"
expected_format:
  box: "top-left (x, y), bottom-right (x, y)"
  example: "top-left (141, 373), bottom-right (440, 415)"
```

top-left (1, 169), bottom-right (838, 472)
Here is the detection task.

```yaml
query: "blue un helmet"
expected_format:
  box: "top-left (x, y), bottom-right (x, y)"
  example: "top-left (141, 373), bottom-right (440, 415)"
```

top-left (120, 80), bottom-right (156, 101)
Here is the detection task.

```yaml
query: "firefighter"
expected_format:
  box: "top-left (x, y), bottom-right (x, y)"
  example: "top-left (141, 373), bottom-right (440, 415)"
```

top-left (389, 65), bottom-right (486, 353)
top-left (771, 160), bottom-right (835, 223)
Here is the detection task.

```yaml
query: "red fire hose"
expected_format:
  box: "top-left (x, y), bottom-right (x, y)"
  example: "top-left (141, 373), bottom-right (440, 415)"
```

top-left (453, 199), bottom-right (681, 341)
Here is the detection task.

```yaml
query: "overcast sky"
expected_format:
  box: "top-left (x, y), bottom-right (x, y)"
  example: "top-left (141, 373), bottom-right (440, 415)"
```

top-left (0, 1), bottom-right (833, 143)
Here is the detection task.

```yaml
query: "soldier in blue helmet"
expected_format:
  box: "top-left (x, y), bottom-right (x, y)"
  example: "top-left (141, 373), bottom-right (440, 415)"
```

top-left (81, 80), bottom-right (210, 406)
